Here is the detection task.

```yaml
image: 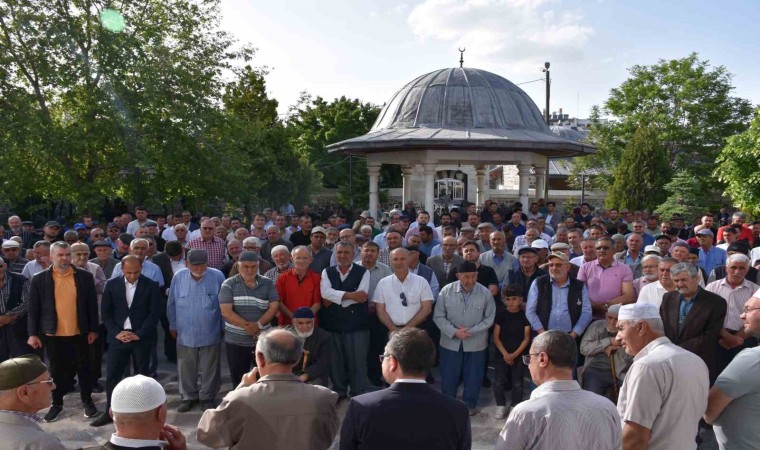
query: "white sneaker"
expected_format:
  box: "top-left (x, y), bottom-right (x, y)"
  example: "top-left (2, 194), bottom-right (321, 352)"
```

top-left (494, 405), bottom-right (507, 419)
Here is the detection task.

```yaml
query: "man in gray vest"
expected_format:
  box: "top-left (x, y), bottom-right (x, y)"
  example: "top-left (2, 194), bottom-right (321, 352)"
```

top-left (525, 252), bottom-right (592, 338)
top-left (319, 240), bottom-right (371, 399)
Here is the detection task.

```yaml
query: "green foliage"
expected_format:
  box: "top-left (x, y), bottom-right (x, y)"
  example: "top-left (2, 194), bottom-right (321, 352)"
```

top-left (573, 53), bottom-right (752, 192)
top-left (0, 0), bottom-right (323, 216)
top-left (715, 106), bottom-right (760, 215)
top-left (287, 95), bottom-right (400, 211)
top-left (606, 124), bottom-right (671, 210)
top-left (654, 170), bottom-right (711, 222)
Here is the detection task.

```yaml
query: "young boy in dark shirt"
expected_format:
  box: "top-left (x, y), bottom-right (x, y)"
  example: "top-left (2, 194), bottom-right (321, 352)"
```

top-left (492, 284), bottom-right (531, 419)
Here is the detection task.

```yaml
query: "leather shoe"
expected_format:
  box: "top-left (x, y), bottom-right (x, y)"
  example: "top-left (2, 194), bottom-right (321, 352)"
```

top-left (90, 412), bottom-right (113, 427)
top-left (177, 400), bottom-right (197, 413)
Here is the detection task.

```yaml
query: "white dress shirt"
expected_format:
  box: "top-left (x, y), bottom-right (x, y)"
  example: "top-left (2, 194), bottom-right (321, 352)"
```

top-left (123, 278), bottom-right (138, 330)
top-left (372, 272), bottom-right (433, 326)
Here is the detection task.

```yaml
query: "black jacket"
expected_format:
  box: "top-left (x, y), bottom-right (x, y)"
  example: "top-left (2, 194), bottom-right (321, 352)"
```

top-left (101, 274), bottom-right (162, 345)
top-left (340, 382), bottom-right (471, 450)
top-left (293, 327), bottom-right (331, 385)
top-left (28, 267), bottom-right (98, 337)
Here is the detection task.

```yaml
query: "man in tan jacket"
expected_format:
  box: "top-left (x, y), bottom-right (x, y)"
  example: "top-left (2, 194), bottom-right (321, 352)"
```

top-left (197, 328), bottom-right (339, 449)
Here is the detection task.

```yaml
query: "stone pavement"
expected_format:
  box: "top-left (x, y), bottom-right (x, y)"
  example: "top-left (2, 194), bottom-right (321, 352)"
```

top-left (43, 340), bottom-right (718, 450)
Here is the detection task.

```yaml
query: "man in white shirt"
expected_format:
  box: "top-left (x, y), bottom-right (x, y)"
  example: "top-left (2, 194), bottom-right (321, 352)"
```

top-left (637, 257), bottom-right (678, 309)
top-left (496, 330), bottom-right (621, 449)
top-left (616, 303), bottom-right (709, 450)
top-left (319, 241), bottom-right (372, 398)
top-left (373, 248), bottom-right (433, 335)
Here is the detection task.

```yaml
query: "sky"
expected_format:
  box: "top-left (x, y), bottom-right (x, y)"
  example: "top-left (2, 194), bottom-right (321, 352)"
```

top-left (218, 0), bottom-right (760, 119)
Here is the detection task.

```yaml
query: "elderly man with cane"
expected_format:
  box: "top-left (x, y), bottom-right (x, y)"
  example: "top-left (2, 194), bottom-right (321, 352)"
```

top-left (579, 304), bottom-right (633, 400)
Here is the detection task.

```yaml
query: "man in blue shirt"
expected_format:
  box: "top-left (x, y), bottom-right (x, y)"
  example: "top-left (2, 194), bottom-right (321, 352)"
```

top-left (168, 249), bottom-right (226, 412)
top-left (696, 228), bottom-right (727, 277)
top-left (526, 252), bottom-right (592, 338)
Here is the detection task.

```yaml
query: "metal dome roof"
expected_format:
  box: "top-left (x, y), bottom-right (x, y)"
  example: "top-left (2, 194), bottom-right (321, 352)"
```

top-left (327, 67), bottom-right (595, 158)
top-left (372, 67), bottom-right (549, 132)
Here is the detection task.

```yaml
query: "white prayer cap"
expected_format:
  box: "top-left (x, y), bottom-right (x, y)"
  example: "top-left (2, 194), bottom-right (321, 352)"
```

top-left (111, 375), bottom-right (166, 413)
top-left (618, 303), bottom-right (660, 321)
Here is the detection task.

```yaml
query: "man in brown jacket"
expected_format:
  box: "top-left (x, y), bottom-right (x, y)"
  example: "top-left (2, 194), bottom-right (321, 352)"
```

top-left (197, 328), bottom-right (339, 450)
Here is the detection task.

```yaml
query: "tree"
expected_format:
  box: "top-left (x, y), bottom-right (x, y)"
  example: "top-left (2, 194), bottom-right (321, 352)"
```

top-left (573, 53), bottom-right (752, 190)
top-left (715, 106), bottom-right (760, 215)
top-left (287, 95), bottom-right (400, 211)
top-left (0, 0), bottom-right (251, 213)
top-left (220, 66), bottom-right (319, 211)
top-left (606, 124), bottom-right (671, 210)
top-left (654, 170), bottom-right (712, 222)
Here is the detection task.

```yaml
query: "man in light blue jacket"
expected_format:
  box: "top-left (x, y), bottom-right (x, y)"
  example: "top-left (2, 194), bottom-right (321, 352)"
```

top-left (433, 261), bottom-right (496, 415)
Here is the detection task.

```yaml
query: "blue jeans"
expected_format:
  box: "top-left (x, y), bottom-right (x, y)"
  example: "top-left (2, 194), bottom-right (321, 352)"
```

top-left (439, 345), bottom-right (486, 408)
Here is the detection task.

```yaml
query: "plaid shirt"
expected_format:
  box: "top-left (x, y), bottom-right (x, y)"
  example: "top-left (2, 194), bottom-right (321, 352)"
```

top-left (0, 276), bottom-right (29, 315)
top-left (187, 236), bottom-right (227, 270)
top-left (0, 409), bottom-right (41, 423)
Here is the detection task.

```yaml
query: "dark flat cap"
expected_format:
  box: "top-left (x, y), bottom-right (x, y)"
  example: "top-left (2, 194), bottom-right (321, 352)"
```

top-left (118, 233), bottom-right (134, 245)
top-left (0, 354), bottom-right (48, 390)
top-left (457, 261), bottom-right (478, 273)
top-left (238, 251), bottom-right (260, 263)
top-left (44, 221), bottom-right (60, 228)
top-left (92, 240), bottom-right (112, 248)
top-left (187, 249), bottom-right (208, 265)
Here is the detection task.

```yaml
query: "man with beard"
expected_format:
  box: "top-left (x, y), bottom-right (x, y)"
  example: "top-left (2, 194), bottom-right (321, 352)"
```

top-left (291, 307), bottom-right (331, 386)
top-left (633, 255), bottom-right (661, 298)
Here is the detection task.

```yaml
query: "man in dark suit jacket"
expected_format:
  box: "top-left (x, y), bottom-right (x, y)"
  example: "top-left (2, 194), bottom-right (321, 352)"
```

top-left (90, 255), bottom-right (162, 427)
top-left (660, 262), bottom-right (727, 382)
top-left (426, 236), bottom-right (464, 287)
top-left (27, 241), bottom-right (100, 422)
top-left (340, 328), bottom-right (470, 450)
top-left (150, 240), bottom-right (184, 364)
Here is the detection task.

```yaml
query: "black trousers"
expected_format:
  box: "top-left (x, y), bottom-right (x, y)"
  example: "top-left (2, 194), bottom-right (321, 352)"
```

top-left (88, 324), bottom-right (106, 381)
top-left (0, 323), bottom-right (33, 362)
top-left (105, 339), bottom-right (152, 410)
top-left (493, 356), bottom-right (525, 407)
top-left (45, 335), bottom-right (93, 406)
top-left (367, 314), bottom-right (388, 386)
top-left (226, 342), bottom-right (255, 389)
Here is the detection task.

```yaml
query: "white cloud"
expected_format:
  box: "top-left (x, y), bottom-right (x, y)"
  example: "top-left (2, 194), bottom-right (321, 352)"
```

top-left (407, 0), bottom-right (593, 75)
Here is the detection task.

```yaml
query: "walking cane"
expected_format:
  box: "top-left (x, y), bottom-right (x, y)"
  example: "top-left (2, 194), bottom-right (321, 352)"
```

top-left (302, 350), bottom-right (310, 373)
top-left (609, 352), bottom-right (618, 400)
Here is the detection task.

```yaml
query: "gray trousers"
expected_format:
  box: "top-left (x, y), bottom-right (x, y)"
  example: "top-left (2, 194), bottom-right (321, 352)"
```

top-left (177, 343), bottom-right (221, 401)
top-left (330, 330), bottom-right (370, 397)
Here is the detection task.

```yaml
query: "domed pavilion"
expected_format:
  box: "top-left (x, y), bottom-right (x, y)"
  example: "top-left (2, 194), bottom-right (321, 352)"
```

top-left (327, 67), bottom-right (595, 217)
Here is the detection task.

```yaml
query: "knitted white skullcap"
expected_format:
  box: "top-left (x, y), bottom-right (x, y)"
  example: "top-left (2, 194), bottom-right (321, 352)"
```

top-left (618, 303), bottom-right (660, 321)
top-left (111, 375), bottom-right (166, 413)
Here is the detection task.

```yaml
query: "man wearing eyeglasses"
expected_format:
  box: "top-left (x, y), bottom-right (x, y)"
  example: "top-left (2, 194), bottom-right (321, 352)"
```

top-left (496, 330), bottom-right (621, 450)
top-left (0, 355), bottom-right (65, 449)
top-left (705, 295), bottom-right (760, 448)
top-left (578, 237), bottom-right (635, 320)
top-left (186, 219), bottom-right (227, 270)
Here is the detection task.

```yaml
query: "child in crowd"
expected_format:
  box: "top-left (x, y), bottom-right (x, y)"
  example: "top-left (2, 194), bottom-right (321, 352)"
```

top-left (492, 284), bottom-right (531, 419)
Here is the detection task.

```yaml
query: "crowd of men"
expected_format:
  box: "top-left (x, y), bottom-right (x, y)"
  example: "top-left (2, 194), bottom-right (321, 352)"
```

top-left (1, 199), bottom-right (759, 449)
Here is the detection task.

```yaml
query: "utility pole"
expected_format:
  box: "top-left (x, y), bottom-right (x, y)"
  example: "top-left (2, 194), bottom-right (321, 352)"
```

top-left (543, 62), bottom-right (551, 125)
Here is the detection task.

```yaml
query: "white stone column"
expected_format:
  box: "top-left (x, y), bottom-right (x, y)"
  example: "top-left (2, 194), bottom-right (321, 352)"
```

top-left (476, 165), bottom-right (487, 207)
top-left (402, 165), bottom-right (414, 205)
top-left (534, 166), bottom-right (547, 200)
top-left (367, 162), bottom-right (381, 219)
top-left (518, 163), bottom-right (531, 207)
top-left (423, 163), bottom-right (436, 214)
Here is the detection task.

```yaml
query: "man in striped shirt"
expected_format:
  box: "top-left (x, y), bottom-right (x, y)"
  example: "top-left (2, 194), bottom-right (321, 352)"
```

top-left (219, 251), bottom-right (279, 389)
top-left (496, 331), bottom-right (621, 450)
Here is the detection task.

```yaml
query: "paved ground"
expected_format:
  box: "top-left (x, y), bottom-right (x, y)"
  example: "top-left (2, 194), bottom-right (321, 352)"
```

top-left (43, 336), bottom-right (718, 449)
